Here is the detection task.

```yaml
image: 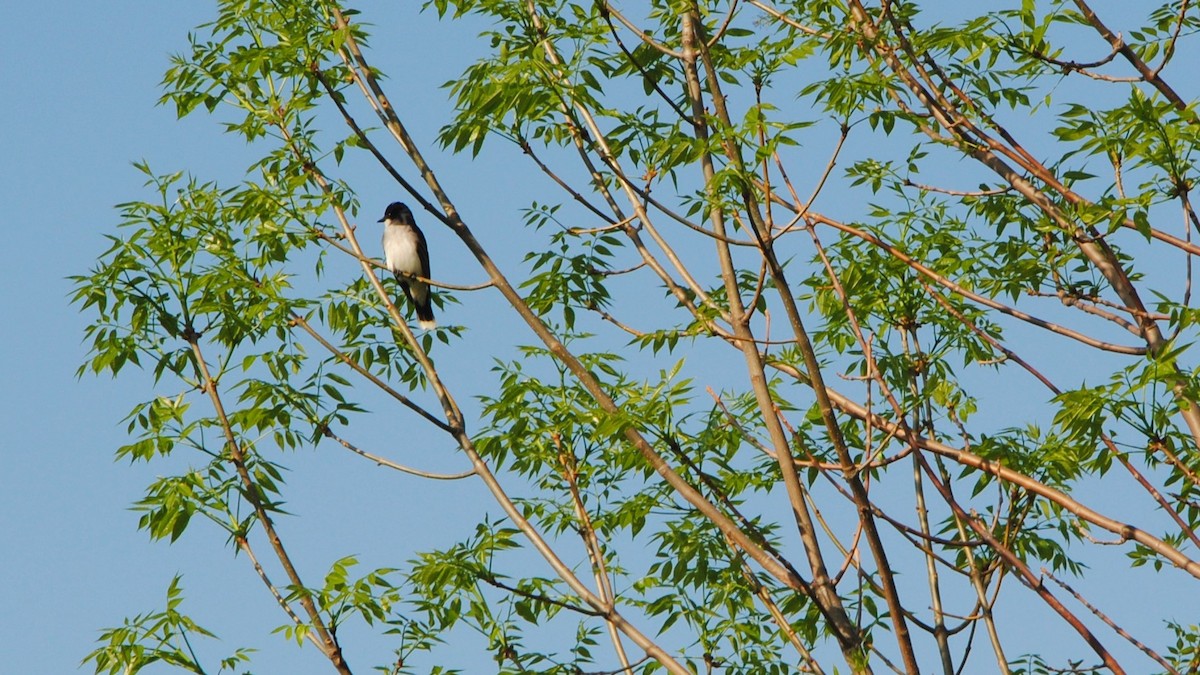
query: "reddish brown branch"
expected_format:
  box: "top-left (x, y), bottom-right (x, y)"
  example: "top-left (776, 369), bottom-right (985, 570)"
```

top-left (1042, 568), bottom-right (1180, 674)
top-left (916, 456), bottom-right (1126, 674)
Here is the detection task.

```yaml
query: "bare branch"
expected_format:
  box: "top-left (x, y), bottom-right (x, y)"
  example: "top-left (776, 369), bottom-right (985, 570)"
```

top-left (1043, 568), bottom-right (1181, 675)
top-left (1072, 0), bottom-right (1195, 114)
top-left (599, 2), bottom-right (682, 58)
top-left (319, 425), bottom-right (475, 480)
top-left (289, 314), bottom-right (454, 433)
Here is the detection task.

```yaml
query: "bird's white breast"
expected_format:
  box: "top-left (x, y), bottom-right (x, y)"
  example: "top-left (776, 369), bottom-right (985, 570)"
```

top-left (382, 224), bottom-right (423, 276)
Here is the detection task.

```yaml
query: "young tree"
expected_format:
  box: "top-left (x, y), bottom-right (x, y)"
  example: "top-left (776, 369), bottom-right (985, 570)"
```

top-left (76, 0), bottom-right (1200, 672)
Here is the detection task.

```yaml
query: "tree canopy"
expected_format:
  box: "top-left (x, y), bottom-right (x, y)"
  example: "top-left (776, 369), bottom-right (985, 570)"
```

top-left (76, 1), bottom-right (1200, 673)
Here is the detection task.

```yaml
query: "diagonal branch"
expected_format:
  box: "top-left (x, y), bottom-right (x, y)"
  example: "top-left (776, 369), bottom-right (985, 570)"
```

top-left (186, 334), bottom-right (351, 674)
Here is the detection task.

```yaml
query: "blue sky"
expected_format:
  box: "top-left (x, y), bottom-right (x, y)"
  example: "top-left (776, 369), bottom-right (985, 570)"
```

top-left (0, 0), bottom-right (222, 666)
top-left (3, 2), bottom-right (1199, 673)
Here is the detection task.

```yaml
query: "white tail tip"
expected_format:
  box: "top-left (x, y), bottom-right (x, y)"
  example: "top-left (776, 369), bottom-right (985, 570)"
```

top-left (418, 320), bottom-right (437, 330)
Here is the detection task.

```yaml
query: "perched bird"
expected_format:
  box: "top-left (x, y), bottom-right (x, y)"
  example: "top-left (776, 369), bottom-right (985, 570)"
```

top-left (378, 201), bottom-right (436, 329)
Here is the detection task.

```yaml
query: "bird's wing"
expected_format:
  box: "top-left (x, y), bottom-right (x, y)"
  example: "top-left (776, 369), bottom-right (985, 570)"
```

top-left (416, 226), bottom-right (431, 280)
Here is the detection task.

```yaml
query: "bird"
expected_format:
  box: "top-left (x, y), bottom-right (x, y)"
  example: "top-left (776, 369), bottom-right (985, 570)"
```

top-left (378, 201), bottom-right (436, 329)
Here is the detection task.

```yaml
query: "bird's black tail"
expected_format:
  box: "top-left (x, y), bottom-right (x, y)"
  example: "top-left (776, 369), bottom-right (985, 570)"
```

top-left (414, 297), bottom-right (436, 330)
top-left (397, 276), bottom-right (437, 330)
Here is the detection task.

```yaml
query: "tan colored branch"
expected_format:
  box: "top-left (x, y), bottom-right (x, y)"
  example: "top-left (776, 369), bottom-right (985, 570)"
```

top-left (768, 359), bottom-right (1200, 579)
top-left (186, 336), bottom-right (351, 673)
top-left (290, 314), bottom-right (454, 433)
top-left (319, 425), bottom-right (475, 481)
top-left (555, 438), bottom-right (633, 674)
top-left (235, 536), bottom-right (321, 651)
top-left (680, 10), bottom-right (868, 662)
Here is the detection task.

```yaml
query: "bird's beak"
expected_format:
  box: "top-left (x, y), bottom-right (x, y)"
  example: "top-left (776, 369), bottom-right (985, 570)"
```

top-left (377, 216), bottom-right (386, 223)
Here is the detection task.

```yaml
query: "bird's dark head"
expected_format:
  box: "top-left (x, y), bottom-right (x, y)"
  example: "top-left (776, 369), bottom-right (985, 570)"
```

top-left (378, 202), bottom-right (414, 224)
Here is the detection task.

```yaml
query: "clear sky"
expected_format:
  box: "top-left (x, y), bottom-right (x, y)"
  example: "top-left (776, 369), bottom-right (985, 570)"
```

top-left (3, 2), bottom-right (1198, 674)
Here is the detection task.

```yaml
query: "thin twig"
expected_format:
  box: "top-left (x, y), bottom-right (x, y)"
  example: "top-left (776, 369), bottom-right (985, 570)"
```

top-left (903, 179), bottom-right (1012, 198)
top-left (235, 535), bottom-right (319, 650)
top-left (1042, 568), bottom-right (1180, 675)
top-left (319, 425), bottom-right (475, 480)
top-left (289, 314), bottom-right (454, 433)
top-left (918, 457), bottom-right (1125, 673)
top-left (600, 2), bottom-right (683, 57)
top-left (555, 437), bottom-right (634, 673)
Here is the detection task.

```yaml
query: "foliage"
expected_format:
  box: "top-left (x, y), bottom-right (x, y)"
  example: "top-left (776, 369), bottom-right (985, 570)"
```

top-left (75, 0), bottom-right (1200, 673)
